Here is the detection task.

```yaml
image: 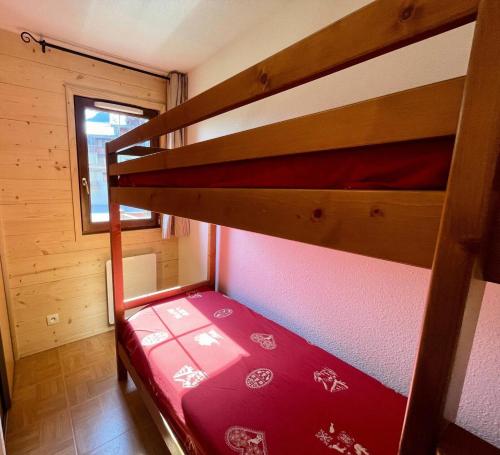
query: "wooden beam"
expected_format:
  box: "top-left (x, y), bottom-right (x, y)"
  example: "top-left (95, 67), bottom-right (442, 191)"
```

top-left (111, 187), bottom-right (444, 268)
top-left (400, 0), bottom-right (500, 452)
top-left (110, 77), bottom-right (463, 176)
top-left (106, 0), bottom-right (477, 153)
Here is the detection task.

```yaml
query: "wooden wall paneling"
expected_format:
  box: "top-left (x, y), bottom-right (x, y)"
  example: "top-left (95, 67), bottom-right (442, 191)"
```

top-left (0, 29), bottom-right (165, 98)
top-left (8, 249), bottom-right (109, 289)
top-left (0, 179), bottom-right (72, 205)
top-left (12, 274), bottom-right (107, 320)
top-left (7, 237), bottom-right (177, 356)
top-left (12, 272), bottom-right (107, 355)
top-left (7, 241), bottom-right (177, 289)
top-left (1, 203), bottom-right (75, 236)
top-left (16, 310), bottom-right (109, 356)
top-left (0, 28), bottom-right (176, 358)
top-left (159, 259), bottom-right (179, 289)
top-left (0, 53), bottom-right (164, 103)
top-left (7, 241), bottom-right (177, 287)
top-left (3, 229), bottom-right (174, 259)
top-left (0, 148), bottom-right (70, 181)
top-left (0, 259), bottom-right (14, 395)
top-left (400, 0), bottom-right (500, 452)
top-left (0, 205), bottom-right (19, 360)
top-left (0, 119), bottom-right (70, 182)
top-left (0, 119), bottom-right (68, 150)
top-left (0, 83), bottom-right (67, 126)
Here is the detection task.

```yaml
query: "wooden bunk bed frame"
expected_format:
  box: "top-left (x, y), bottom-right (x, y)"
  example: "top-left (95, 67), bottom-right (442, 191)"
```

top-left (105, 1), bottom-right (500, 453)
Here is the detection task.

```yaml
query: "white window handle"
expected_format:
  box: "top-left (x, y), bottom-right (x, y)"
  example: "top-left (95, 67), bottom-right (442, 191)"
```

top-left (81, 177), bottom-right (90, 195)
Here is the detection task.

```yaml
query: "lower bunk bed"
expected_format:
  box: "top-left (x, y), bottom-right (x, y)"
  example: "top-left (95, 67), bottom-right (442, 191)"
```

top-left (119, 288), bottom-right (406, 455)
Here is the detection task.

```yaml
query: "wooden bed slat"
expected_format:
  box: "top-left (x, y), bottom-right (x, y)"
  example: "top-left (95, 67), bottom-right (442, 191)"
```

top-left (111, 187), bottom-right (444, 268)
top-left (110, 77), bottom-right (464, 176)
top-left (106, 0), bottom-right (477, 153)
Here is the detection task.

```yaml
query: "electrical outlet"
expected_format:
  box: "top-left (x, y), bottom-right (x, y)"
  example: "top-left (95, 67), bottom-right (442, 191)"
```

top-left (46, 313), bottom-right (59, 326)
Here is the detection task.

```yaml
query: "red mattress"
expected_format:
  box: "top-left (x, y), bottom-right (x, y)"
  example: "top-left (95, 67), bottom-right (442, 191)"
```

top-left (119, 137), bottom-right (454, 190)
top-left (121, 289), bottom-right (406, 454)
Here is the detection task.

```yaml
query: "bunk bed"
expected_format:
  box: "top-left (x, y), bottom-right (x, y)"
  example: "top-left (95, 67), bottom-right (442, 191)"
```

top-left (105, 0), bottom-right (500, 453)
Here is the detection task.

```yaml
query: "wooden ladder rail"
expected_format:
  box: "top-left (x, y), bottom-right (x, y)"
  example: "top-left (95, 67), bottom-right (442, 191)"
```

top-left (400, 0), bottom-right (500, 453)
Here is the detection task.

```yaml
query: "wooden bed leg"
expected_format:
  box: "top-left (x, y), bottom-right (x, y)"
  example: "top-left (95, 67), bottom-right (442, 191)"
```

top-left (400, 1), bottom-right (500, 453)
top-left (106, 144), bottom-right (127, 382)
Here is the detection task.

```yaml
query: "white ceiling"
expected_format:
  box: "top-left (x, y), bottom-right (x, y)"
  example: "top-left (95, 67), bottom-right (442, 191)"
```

top-left (0, 0), bottom-right (290, 73)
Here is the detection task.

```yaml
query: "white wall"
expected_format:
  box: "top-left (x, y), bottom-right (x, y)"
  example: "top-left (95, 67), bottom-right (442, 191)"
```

top-left (188, 0), bottom-right (499, 447)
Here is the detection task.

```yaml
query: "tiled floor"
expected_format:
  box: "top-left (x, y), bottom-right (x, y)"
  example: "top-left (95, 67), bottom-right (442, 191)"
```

top-left (5, 331), bottom-right (168, 454)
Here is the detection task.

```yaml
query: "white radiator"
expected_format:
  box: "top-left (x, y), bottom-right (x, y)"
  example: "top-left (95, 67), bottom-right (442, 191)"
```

top-left (106, 253), bottom-right (157, 324)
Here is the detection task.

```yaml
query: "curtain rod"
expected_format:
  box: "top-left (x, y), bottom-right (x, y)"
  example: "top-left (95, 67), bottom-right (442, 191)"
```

top-left (20, 31), bottom-right (170, 81)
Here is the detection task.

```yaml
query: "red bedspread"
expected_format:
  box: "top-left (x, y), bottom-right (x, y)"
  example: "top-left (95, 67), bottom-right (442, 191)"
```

top-left (121, 290), bottom-right (406, 454)
top-left (119, 137), bottom-right (453, 190)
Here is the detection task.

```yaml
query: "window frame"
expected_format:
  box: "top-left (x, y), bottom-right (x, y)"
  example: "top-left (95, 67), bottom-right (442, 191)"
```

top-left (74, 95), bottom-right (160, 235)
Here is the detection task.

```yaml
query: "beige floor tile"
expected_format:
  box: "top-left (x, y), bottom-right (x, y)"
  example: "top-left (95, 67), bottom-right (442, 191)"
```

top-left (6, 332), bottom-right (168, 454)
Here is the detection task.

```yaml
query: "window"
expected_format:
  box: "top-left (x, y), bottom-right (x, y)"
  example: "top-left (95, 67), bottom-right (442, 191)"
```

top-left (74, 96), bottom-right (159, 234)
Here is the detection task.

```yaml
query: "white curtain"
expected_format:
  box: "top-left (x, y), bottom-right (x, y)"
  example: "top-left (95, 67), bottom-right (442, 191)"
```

top-left (161, 72), bottom-right (190, 239)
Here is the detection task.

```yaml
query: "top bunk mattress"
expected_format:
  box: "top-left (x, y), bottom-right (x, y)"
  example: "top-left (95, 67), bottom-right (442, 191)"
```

top-left (121, 289), bottom-right (406, 454)
top-left (118, 136), bottom-right (454, 190)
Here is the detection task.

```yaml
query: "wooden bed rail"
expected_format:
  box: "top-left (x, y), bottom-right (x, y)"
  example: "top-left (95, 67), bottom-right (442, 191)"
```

top-left (106, 0), bottom-right (477, 154)
top-left (111, 188), bottom-right (444, 269)
top-left (109, 77), bottom-right (464, 176)
top-left (123, 281), bottom-right (212, 310)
